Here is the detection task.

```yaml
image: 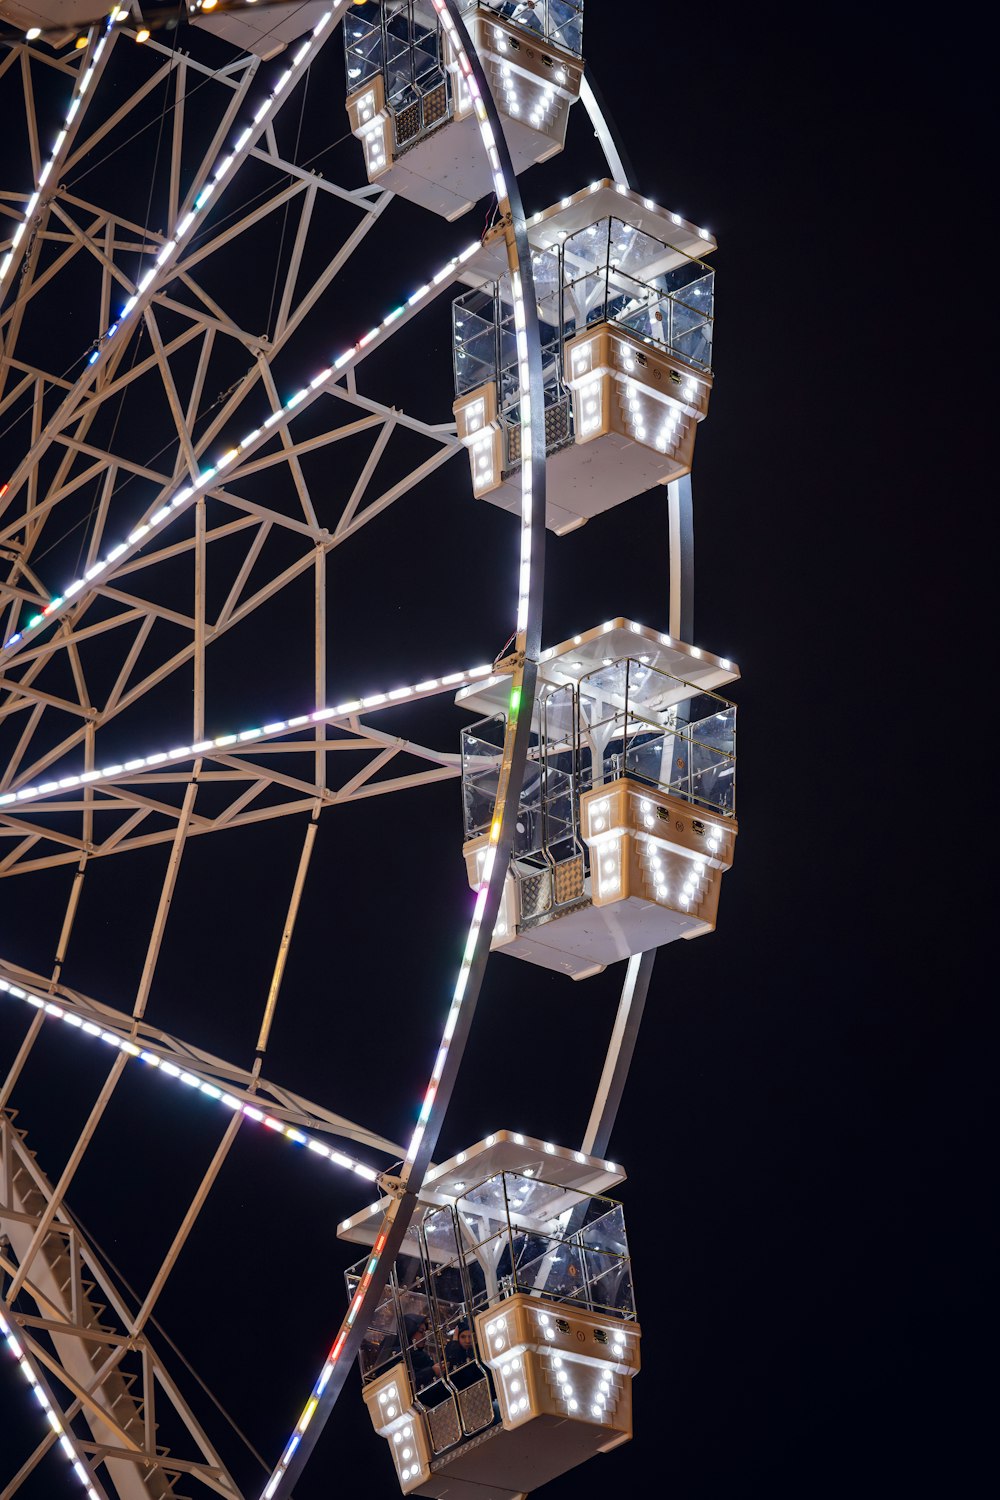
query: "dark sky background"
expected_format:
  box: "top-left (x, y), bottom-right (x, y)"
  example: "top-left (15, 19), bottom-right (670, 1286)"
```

top-left (0, 6), bottom-right (988, 1499)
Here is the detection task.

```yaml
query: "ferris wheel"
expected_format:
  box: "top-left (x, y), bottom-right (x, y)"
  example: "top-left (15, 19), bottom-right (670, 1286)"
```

top-left (0, 4), bottom-right (740, 1498)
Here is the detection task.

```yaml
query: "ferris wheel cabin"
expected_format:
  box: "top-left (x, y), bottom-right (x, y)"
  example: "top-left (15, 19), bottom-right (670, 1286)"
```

top-left (344, 1), bottom-right (585, 218)
top-left (339, 1131), bottom-right (639, 1497)
top-left (458, 619), bottom-right (738, 980)
top-left (452, 182), bottom-right (717, 533)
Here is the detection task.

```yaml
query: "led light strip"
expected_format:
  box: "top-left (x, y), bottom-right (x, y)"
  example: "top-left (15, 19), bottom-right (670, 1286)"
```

top-left (4, 616), bottom-right (727, 809)
top-left (5, 4), bottom-right (339, 324)
top-left (0, 1311), bottom-right (103, 1500)
top-left (400, 0), bottom-right (540, 1167)
top-left (1, 229), bottom-right (481, 660)
top-left (0, 618), bottom-right (733, 812)
top-left (260, 3), bottom-right (546, 1492)
top-left (525, 178), bottom-right (712, 243)
top-left (0, 13), bottom-right (118, 293)
top-left (0, 5), bottom-right (353, 656)
top-left (0, 661), bottom-right (501, 809)
top-left (0, 977), bottom-right (380, 1183)
top-left (96, 5), bottom-right (342, 345)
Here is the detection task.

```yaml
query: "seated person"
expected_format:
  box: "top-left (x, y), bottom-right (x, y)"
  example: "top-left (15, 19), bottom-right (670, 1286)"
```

top-left (443, 1320), bottom-right (490, 1393)
top-left (403, 1314), bottom-right (437, 1390)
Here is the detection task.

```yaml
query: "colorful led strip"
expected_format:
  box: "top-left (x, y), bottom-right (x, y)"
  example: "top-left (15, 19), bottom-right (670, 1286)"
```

top-left (0, 977), bottom-right (381, 1183)
top-left (0, 661), bottom-right (502, 810)
top-left (96, 5), bottom-right (343, 345)
top-left (0, 13), bottom-right (117, 293)
top-left (0, 4), bottom-right (354, 656)
top-left (5, 4), bottom-right (341, 333)
top-left (0, 229), bottom-right (481, 661)
top-left (0, 1310), bottom-right (103, 1500)
top-left (3, 618), bottom-right (718, 810)
top-left (384, 0), bottom-right (543, 1174)
top-left (259, 3), bottom-right (547, 1492)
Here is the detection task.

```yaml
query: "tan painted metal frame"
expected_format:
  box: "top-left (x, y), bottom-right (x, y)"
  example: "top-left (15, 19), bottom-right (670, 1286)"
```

top-left (0, 8), bottom-right (691, 1498)
top-left (0, 15), bottom-right (474, 1495)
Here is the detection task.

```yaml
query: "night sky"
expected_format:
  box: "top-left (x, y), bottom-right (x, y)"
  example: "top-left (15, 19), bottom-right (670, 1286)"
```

top-left (0, 6), bottom-right (985, 1498)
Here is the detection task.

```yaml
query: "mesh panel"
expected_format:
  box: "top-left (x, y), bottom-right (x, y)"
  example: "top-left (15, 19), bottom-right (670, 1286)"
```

top-left (545, 399), bottom-right (570, 447)
top-left (427, 1396), bottom-right (462, 1453)
top-left (458, 1377), bottom-right (494, 1435)
top-left (504, 398), bottom-right (571, 469)
top-left (394, 99), bottom-right (421, 145)
top-left (553, 853), bottom-right (585, 905)
top-left (518, 869), bottom-right (552, 921)
top-left (423, 80), bottom-right (449, 125)
top-left (506, 420), bottom-right (521, 467)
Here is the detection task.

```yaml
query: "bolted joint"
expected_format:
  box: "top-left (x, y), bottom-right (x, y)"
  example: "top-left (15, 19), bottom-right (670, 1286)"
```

top-left (493, 649), bottom-right (524, 675)
top-left (377, 1172), bottom-right (406, 1199)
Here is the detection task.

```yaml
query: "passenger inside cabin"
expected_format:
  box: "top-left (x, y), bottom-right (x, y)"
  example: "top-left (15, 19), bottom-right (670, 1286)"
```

top-left (443, 1321), bottom-right (482, 1390)
top-left (404, 1314), bottom-right (436, 1389)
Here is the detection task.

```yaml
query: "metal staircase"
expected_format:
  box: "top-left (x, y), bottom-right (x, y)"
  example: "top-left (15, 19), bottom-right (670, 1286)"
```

top-left (1, 1110), bottom-right (239, 1499)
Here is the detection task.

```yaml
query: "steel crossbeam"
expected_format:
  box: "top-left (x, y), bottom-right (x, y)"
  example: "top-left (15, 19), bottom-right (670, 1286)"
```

top-left (0, 958), bottom-right (404, 1159)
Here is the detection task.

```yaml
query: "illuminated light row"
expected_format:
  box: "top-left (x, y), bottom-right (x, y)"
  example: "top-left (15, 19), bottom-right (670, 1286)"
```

top-left (0, 4), bottom-right (346, 654)
top-left (532, 618), bottom-right (736, 673)
top-left (0, 13), bottom-right (117, 289)
top-left (546, 1346), bottom-right (621, 1421)
top-left (338, 1134), bottom-right (619, 1232)
top-left (0, 1310), bottom-right (100, 1500)
top-left (0, 662), bottom-right (500, 809)
top-left (260, 4), bottom-right (544, 1492)
top-left (1, 234), bottom-right (481, 659)
top-left (260, 1223), bottom-right (388, 1499)
top-left (525, 179), bottom-right (713, 245)
top-left (493, 51), bottom-right (564, 129)
top-left (87, 5), bottom-right (341, 358)
top-left (404, 0), bottom-right (538, 1152)
top-left (0, 977), bottom-right (380, 1184)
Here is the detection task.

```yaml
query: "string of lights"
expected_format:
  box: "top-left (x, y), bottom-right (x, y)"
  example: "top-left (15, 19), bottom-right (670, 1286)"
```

top-left (0, 229), bottom-right (481, 663)
top-left (0, 975), bottom-right (383, 1181)
top-left (258, 1), bottom-right (549, 1491)
top-left (0, 2), bottom-right (351, 654)
top-left (0, 1308), bottom-right (107, 1500)
top-left (0, 661), bottom-right (503, 809)
top-left (0, 13), bottom-right (117, 294)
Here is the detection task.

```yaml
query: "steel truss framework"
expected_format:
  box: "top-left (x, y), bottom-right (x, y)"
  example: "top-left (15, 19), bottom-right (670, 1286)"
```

top-left (1, 1109), bottom-right (243, 1500)
top-left (0, 4), bottom-right (693, 1497)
